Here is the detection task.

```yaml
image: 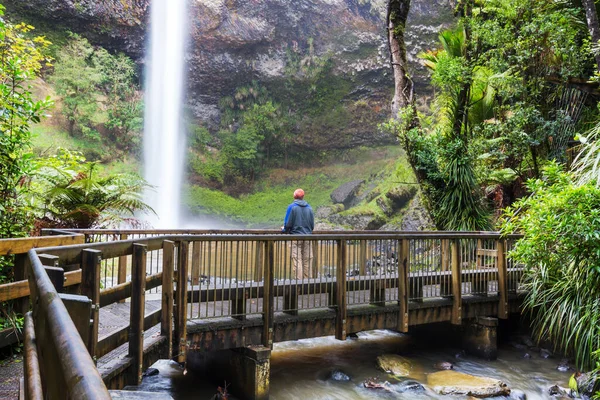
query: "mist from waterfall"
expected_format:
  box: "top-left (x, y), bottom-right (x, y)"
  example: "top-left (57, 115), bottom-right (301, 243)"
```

top-left (143, 0), bottom-right (188, 228)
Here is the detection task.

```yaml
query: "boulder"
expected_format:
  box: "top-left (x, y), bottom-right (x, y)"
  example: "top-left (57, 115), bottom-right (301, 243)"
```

top-left (385, 185), bottom-right (417, 210)
top-left (327, 213), bottom-right (386, 230)
top-left (330, 180), bottom-right (364, 207)
top-left (391, 380), bottom-right (425, 393)
top-left (401, 196), bottom-right (435, 231)
top-left (427, 370), bottom-right (510, 398)
top-left (376, 354), bottom-right (412, 376)
top-left (433, 361), bottom-right (454, 370)
top-left (509, 389), bottom-right (527, 400)
top-left (329, 369), bottom-right (351, 382)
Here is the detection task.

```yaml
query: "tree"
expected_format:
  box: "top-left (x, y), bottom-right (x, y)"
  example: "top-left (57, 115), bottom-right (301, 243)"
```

top-left (581, 0), bottom-right (600, 72)
top-left (51, 34), bottom-right (102, 138)
top-left (0, 5), bottom-right (52, 246)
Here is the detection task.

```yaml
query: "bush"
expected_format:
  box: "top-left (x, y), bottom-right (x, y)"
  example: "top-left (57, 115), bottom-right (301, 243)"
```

top-left (502, 163), bottom-right (600, 369)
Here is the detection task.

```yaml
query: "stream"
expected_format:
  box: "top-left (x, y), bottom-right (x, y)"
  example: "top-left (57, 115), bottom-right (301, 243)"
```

top-left (132, 329), bottom-right (570, 399)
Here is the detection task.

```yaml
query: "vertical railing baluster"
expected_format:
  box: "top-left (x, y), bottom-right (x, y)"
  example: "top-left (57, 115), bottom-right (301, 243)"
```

top-left (451, 239), bottom-right (462, 325)
top-left (162, 240), bottom-right (175, 358)
top-left (497, 239), bottom-right (508, 319)
top-left (174, 241), bottom-right (189, 364)
top-left (262, 241), bottom-right (274, 348)
top-left (118, 234), bottom-right (128, 298)
top-left (335, 239), bottom-right (347, 340)
top-left (129, 243), bottom-right (147, 385)
top-left (397, 239), bottom-right (409, 333)
top-left (81, 249), bottom-right (102, 361)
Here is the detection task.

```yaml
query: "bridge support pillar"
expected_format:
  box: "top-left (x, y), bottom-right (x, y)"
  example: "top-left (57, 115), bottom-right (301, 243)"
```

top-left (463, 316), bottom-right (498, 360)
top-left (187, 346), bottom-right (271, 400)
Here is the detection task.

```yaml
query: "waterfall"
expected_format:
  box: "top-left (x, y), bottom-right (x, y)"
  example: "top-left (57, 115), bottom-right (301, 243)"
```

top-left (143, 0), bottom-right (188, 228)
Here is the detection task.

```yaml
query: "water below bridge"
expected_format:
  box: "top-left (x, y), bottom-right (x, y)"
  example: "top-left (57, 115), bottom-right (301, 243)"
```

top-left (131, 330), bottom-right (569, 399)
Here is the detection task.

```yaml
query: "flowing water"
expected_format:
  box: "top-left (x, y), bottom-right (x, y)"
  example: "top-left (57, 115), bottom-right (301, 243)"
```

top-left (143, 0), bottom-right (188, 228)
top-left (133, 330), bottom-right (570, 399)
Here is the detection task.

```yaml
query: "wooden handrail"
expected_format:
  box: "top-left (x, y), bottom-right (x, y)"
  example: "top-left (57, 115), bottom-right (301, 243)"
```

top-left (27, 249), bottom-right (111, 399)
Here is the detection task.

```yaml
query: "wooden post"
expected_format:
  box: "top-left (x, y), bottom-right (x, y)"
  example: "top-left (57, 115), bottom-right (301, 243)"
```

top-left (497, 239), bottom-right (508, 319)
top-left (311, 240), bottom-right (319, 278)
top-left (161, 240), bottom-right (175, 358)
top-left (174, 241), bottom-right (189, 363)
top-left (81, 249), bottom-right (102, 360)
top-left (232, 289), bottom-right (249, 320)
top-left (441, 239), bottom-right (449, 271)
top-left (60, 293), bottom-right (92, 353)
top-left (451, 239), bottom-right (462, 325)
top-left (254, 241), bottom-right (264, 282)
top-left (39, 254), bottom-right (63, 292)
top-left (335, 240), bottom-right (347, 340)
top-left (118, 233), bottom-right (128, 303)
top-left (191, 241), bottom-right (200, 285)
top-left (476, 238), bottom-right (483, 268)
top-left (262, 241), bottom-right (274, 348)
top-left (14, 254), bottom-right (29, 316)
top-left (129, 243), bottom-right (147, 385)
top-left (397, 239), bottom-right (409, 333)
top-left (283, 286), bottom-right (298, 316)
top-left (359, 240), bottom-right (367, 275)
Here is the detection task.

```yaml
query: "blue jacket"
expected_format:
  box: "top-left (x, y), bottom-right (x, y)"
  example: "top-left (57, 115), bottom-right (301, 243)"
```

top-left (283, 200), bottom-right (314, 234)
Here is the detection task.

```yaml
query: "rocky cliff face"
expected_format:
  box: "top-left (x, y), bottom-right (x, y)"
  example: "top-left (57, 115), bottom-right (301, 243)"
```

top-left (7, 0), bottom-right (453, 147)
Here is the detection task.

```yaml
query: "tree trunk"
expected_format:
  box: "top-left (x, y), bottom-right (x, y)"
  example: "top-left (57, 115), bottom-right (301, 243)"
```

top-left (388, 0), bottom-right (414, 119)
top-left (582, 0), bottom-right (600, 72)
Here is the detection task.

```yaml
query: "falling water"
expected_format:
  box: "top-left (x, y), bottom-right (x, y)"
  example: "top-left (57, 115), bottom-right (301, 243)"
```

top-left (143, 0), bottom-right (188, 228)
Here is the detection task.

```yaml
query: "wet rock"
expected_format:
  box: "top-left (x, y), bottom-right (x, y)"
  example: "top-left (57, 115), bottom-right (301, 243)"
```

top-left (557, 360), bottom-right (571, 372)
top-left (142, 367), bottom-right (159, 377)
top-left (574, 371), bottom-right (596, 398)
top-left (455, 350), bottom-right (466, 359)
top-left (376, 354), bottom-right (412, 376)
top-left (433, 361), bottom-right (454, 370)
top-left (540, 349), bottom-right (553, 359)
top-left (329, 369), bottom-right (351, 382)
top-left (510, 389), bottom-right (527, 400)
top-left (331, 180), bottom-right (364, 207)
top-left (363, 377), bottom-right (393, 391)
top-left (510, 342), bottom-right (528, 351)
top-left (549, 384), bottom-right (567, 396)
top-left (427, 370), bottom-right (511, 397)
top-left (523, 353), bottom-right (532, 359)
top-left (390, 379), bottom-right (425, 393)
top-left (385, 185), bottom-right (417, 210)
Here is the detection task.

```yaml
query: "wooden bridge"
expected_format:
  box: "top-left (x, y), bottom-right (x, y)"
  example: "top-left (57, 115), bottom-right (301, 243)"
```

top-left (0, 229), bottom-right (525, 399)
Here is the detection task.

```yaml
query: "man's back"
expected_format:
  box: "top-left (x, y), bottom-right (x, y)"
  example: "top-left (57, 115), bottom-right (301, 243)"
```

top-left (284, 199), bottom-right (314, 234)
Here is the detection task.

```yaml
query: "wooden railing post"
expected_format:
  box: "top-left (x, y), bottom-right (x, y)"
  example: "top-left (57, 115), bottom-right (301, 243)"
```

top-left (191, 241), bottom-right (201, 285)
top-left (14, 254), bottom-right (29, 316)
top-left (174, 241), bottom-right (189, 363)
top-left (81, 249), bottom-right (102, 360)
top-left (161, 240), bottom-right (175, 359)
top-left (129, 243), bottom-right (147, 385)
top-left (397, 239), bottom-right (409, 333)
top-left (359, 239), bottom-right (367, 275)
top-left (497, 239), bottom-right (508, 319)
top-left (262, 241), bottom-right (274, 348)
top-left (335, 240), bottom-right (347, 340)
top-left (118, 233), bottom-right (128, 303)
top-left (254, 241), bottom-right (264, 282)
top-left (451, 239), bottom-right (462, 325)
top-left (38, 254), bottom-right (63, 292)
top-left (441, 239), bottom-right (449, 271)
top-left (60, 293), bottom-right (92, 352)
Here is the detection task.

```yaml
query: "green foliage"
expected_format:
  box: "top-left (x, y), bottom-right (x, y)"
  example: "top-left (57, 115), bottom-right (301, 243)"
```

top-left (32, 149), bottom-right (154, 228)
top-left (573, 111), bottom-right (600, 187)
top-left (0, 5), bottom-right (52, 281)
top-left (502, 163), bottom-right (600, 369)
top-left (51, 33), bottom-right (102, 138)
top-left (51, 33), bottom-right (142, 150)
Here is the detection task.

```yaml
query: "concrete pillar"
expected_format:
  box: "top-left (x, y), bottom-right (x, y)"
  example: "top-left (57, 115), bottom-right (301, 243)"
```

top-left (186, 346), bottom-right (271, 400)
top-left (463, 316), bottom-right (498, 360)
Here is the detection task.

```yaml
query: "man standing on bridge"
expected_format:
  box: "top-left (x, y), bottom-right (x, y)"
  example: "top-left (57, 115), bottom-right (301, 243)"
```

top-left (282, 188), bottom-right (315, 279)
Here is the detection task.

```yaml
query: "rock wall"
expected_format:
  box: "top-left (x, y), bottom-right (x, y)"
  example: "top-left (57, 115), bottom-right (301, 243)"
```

top-left (6, 0), bottom-right (454, 147)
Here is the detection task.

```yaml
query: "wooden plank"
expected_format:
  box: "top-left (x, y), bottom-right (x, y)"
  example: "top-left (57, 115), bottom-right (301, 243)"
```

top-left (397, 239), bottom-right (409, 333)
top-left (99, 272), bottom-right (162, 307)
top-left (97, 308), bottom-right (161, 359)
top-left (13, 254), bottom-right (29, 316)
top-left (129, 243), bottom-right (147, 385)
top-left (0, 280), bottom-right (29, 302)
top-left (497, 240), bottom-right (508, 319)
top-left (0, 234), bottom-right (84, 256)
top-left (82, 249), bottom-right (102, 361)
top-left (161, 240), bottom-right (174, 359)
top-left (24, 312), bottom-right (43, 400)
top-left (191, 241), bottom-right (200, 285)
top-left (335, 240), bottom-right (347, 340)
top-left (60, 294), bottom-right (92, 355)
top-left (118, 233), bottom-right (128, 303)
top-left (441, 239), bottom-right (449, 271)
top-left (44, 266), bottom-right (64, 293)
top-left (253, 241), bottom-right (264, 282)
top-left (476, 248), bottom-right (498, 257)
top-left (450, 239), bottom-right (462, 325)
top-left (262, 241), bottom-right (274, 348)
top-left (358, 240), bottom-right (367, 275)
top-left (174, 241), bottom-right (189, 363)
